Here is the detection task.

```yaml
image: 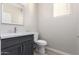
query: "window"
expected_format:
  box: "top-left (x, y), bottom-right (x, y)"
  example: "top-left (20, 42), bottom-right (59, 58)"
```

top-left (53, 3), bottom-right (71, 17)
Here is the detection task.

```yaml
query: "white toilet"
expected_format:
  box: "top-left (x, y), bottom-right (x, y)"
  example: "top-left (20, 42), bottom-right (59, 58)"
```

top-left (34, 33), bottom-right (47, 54)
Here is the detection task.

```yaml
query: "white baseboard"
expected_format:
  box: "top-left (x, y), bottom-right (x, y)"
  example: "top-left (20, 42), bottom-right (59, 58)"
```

top-left (46, 47), bottom-right (70, 55)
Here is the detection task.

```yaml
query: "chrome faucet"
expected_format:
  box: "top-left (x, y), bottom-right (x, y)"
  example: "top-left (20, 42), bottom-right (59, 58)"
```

top-left (14, 27), bottom-right (17, 33)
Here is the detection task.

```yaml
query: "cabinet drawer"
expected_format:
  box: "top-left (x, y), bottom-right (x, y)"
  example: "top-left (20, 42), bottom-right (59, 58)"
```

top-left (1, 37), bottom-right (20, 49)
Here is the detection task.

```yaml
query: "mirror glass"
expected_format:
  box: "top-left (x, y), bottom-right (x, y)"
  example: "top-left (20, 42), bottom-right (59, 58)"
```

top-left (2, 3), bottom-right (24, 25)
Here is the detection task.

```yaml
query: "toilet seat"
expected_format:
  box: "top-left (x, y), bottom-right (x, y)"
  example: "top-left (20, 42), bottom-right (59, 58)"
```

top-left (36, 40), bottom-right (47, 45)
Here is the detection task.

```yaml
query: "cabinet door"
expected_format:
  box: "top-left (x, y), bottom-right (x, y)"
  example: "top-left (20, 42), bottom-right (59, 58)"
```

top-left (22, 39), bottom-right (34, 55)
top-left (1, 44), bottom-right (21, 55)
top-left (1, 37), bottom-right (20, 49)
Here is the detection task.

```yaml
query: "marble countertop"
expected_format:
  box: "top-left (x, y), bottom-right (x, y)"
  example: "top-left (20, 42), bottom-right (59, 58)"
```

top-left (0, 32), bottom-right (38, 41)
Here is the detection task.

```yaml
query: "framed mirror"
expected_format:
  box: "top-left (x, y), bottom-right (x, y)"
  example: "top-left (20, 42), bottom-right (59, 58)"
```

top-left (2, 3), bottom-right (24, 25)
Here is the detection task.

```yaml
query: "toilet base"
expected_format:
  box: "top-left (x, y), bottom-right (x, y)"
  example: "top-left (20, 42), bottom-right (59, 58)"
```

top-left (37, 45), bottom-right (46, 55)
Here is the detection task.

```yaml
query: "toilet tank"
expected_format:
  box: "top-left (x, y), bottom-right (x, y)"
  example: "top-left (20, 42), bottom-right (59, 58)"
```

top-left (34, 32), bottom-right (39, 42)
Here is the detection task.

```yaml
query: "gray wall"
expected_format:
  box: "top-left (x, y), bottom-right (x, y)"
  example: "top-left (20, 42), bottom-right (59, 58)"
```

top-left (38, 3), bottom-right (79, 54)
top-left (23, 4), bottom-right (38, 32)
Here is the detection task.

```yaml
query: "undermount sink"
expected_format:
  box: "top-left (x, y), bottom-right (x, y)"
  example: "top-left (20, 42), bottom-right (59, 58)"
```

top-left (0, 32), bottom-right (38, 40)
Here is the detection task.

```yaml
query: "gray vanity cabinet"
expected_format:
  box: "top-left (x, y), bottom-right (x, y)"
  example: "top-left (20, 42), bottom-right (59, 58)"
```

top-left (1, 35), bottom-right (34, 55)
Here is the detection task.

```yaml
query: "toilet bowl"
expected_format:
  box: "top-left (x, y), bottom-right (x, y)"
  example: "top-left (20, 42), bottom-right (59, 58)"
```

top-left (34, 32), bottom-right (47, 54)
top-left (36, 40), bottom-right (47, 46)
